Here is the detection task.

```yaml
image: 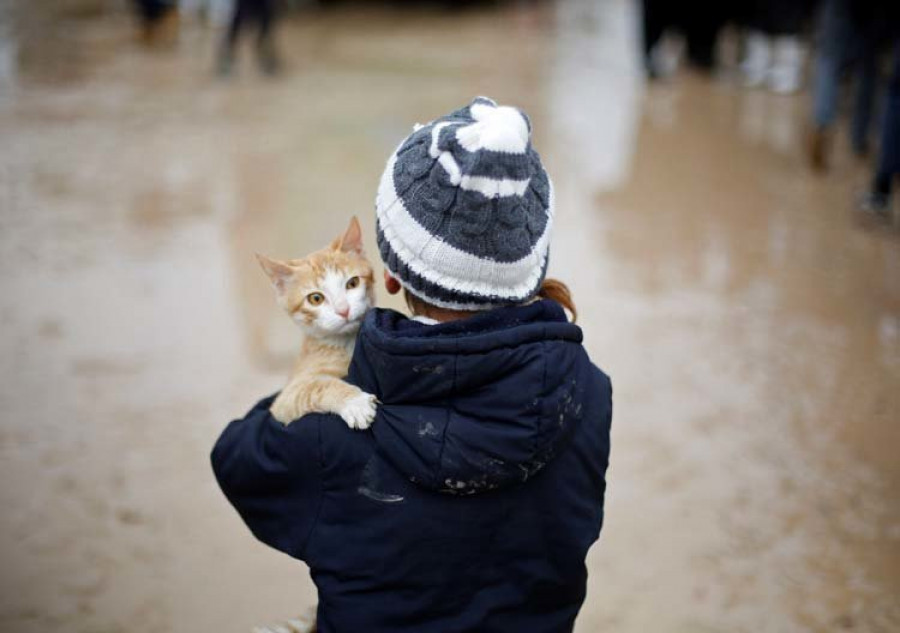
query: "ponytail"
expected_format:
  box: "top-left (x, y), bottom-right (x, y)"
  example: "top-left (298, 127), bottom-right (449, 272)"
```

top-left (538, 278), bottom-right (577, 322)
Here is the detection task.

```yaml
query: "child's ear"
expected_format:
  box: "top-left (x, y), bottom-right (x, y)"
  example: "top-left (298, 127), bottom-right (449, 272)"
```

top-left (255, 253), bottom-right (294, 293)
top-left (332, 216), bottom-right (364, 254)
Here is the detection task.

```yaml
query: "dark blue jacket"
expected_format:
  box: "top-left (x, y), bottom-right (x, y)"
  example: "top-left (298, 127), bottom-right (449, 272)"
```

top-left (212, 300), bottom-right (612, 633)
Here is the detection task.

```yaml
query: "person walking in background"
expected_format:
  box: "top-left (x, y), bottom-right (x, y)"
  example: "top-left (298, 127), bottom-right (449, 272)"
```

top-left (738, 0), bottom-right (815, 94)
top-left (641, 0), bottom-right (727, 77)
top-left (808, 0), bottom-right (892, 171)
top-left (217, 0), bottom-right (281, 76)
top-left (860, 42), bottom-right (900, 219)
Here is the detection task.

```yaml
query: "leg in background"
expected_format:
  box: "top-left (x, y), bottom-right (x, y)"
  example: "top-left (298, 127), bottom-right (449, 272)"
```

top-left (877, 46), bottom-right (900, 190)
top-left (811, 0), bottom-right (852, 128)
top-left (848, 3), bottom-right (895, 157)
top-left (218, 0), bottom-right (249, 75)
top-left (861, 43), bottom-right (900, 217)
top-left (738, 0), bottom-right (771, 87)
top-left (809, 0), bottom-right (853, 170)
top-left (683, 5), bottom-right (725, 71)
top-left (765, 0), bottom-right (813, 95)
top-left (641, 0), bottom-right (672, 78)
top-left (133, 0), bottom-right (176, 45)
top-left (851, 40), bottom-right (879, 156)
top-left (741, 30), bottom-right (770, 87)
top-left (255, 0), bottom-right (281, 75)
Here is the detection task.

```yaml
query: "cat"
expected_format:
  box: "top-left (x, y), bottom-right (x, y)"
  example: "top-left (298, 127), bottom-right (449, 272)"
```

top-left (254, 218), bottom-right (375, 633)
top-left (256, 216), bottom-right (378, 430)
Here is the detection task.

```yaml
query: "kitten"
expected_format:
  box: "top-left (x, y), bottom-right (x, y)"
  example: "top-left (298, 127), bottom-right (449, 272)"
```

top-left (256, 216), bottom-right (377, 429)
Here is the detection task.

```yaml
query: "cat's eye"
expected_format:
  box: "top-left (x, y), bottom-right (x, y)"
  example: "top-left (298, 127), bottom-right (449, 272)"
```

top-left (307, 292), bottom-right (325, 306)
top-left (346, 276), bottom-right (361, 290)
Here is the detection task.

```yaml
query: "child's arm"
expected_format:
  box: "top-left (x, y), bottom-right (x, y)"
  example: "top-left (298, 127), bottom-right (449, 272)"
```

top-left (211, 395), bottom-right (323, 561)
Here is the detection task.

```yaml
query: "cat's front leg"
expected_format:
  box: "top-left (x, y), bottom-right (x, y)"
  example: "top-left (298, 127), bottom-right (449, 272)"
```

top-left (270, 382), bottom-right (309, 425)
top-left (270, 376), bottom-right (377, 430)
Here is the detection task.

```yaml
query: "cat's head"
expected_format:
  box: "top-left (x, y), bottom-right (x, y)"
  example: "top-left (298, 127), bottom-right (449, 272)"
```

top-left (257, 216), bottom-right (375, 337)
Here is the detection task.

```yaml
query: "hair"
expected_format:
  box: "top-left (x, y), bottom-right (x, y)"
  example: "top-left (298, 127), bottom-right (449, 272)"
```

top-left (404, 278), bottom-right (577, 323)
top-left (537, 278), bottom-right (577, 322)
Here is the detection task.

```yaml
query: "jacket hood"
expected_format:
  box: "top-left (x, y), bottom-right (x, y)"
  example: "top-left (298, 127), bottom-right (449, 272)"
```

top-left (348, 300), bottom-right (592, 495)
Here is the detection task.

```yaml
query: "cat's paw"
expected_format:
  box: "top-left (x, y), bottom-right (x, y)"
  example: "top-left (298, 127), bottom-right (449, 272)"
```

top-left (338, 391), bottom-right (378, 430)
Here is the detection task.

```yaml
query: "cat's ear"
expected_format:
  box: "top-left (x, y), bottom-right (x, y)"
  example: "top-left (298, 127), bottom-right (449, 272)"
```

top-left (256, 253), bottom-right (294, 293)
top-left (331, 216), bottom-right (364, 254)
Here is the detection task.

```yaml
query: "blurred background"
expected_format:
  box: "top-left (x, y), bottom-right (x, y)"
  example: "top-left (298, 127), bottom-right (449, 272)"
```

top-left (0, 0), bottom-right (899, 631)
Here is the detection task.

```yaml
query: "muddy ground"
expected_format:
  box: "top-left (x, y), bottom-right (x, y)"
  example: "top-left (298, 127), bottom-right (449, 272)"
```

top-left (0, 0), bottom-right (898, 631)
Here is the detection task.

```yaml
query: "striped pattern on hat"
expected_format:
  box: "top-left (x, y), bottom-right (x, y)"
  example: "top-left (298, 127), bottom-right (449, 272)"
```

top-left (375, 97), bottom-right (554, 310)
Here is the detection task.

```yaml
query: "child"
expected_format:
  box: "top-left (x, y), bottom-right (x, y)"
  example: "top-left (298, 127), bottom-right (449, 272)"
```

top-left (212, 98), bottom-right (613, 632)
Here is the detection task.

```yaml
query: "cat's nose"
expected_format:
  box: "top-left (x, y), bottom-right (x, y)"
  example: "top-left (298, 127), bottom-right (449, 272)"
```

top-left (337, 306), bottom-right (350, 319)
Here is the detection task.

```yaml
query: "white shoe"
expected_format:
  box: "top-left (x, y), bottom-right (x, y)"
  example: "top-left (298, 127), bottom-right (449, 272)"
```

top-left (741, 31), bottom-right (770, 88)
top-left (768, 36), bottom-right (804, 94)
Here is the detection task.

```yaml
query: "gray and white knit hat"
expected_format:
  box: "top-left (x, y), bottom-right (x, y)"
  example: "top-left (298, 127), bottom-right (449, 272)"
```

top-left (376, 97), bottom-right (554, 310)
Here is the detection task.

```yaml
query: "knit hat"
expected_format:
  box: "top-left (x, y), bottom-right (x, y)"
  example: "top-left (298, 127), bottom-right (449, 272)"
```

top-left (376, 97), bottom-right (554, 311)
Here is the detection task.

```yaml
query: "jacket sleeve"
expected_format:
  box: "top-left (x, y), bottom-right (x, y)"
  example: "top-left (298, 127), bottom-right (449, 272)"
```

top-left (211, 395), bottom-right (323, 561)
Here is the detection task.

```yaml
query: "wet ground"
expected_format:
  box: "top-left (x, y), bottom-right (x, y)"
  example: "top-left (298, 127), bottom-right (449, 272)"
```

top-left (1, 0), bottom-right (899, 631)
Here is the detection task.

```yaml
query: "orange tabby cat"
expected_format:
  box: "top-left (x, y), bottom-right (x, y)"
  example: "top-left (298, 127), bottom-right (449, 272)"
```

top-left (256, 216), bottom-right (377, 429)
